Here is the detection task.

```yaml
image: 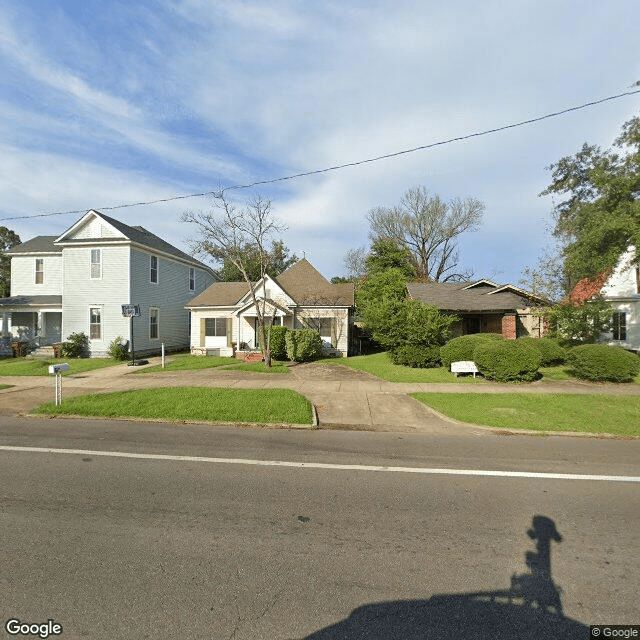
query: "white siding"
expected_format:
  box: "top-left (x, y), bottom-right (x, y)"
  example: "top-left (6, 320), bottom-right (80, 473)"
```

top-left (10, 255), bottom-right (63, 296)
top-left (130, 247), bottom-right (214, 355)
top-left (600, 247), bottom-right (640, 352)
top-left (70, 218), bottom-right (124, 240)
top-left (295, 307), bottom-right (350, 356)
top-left (190, 308), bottom-right (235, 356)
top-left (61, 245), bottom-right (131, 356)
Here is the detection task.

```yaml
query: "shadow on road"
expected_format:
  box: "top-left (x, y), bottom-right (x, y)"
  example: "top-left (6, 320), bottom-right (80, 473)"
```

top-left (304, 515), bottom-right (588, 639)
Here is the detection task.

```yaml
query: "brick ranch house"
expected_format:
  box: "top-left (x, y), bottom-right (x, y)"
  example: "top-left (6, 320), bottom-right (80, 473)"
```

top-left (407, 279), bottom-right (548, 339)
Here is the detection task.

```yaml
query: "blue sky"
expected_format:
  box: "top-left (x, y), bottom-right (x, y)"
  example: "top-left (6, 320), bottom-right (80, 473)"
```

top-left (1, 0), bottom-right (639, 283)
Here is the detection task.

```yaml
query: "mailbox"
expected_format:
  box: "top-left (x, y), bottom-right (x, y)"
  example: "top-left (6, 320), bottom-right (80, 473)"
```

top-left (48, 363), bottom-right (70, 374)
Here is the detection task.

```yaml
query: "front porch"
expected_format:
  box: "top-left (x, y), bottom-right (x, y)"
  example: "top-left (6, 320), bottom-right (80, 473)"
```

top-left (0, 296), bottom-right (63, 356)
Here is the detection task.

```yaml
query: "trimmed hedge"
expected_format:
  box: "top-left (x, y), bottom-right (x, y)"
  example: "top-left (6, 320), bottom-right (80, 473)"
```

top-left (285, 328), bottom-right (322, 362)
top-left (389, 345), bottom-right (441, 368)
top-left (267, 326), bottom-right (288, 360)
top-left (567, 344), bottom-right (640, 382)
top-left (516, 336), bottom-right (567, 366)
top-left (440, 333), bottom-right (503, 367)
top-left (473, 340), bottom-right (542, 382)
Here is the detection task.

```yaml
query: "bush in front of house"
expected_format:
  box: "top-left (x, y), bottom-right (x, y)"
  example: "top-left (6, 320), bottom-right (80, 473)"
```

top-left (440, 333), bottom-right (504, 368)
top-left (473, 339), bottom-right (542, 382)
top-left (285, 328), bottom-right (322, 362)
top-left (389, 344), bottom-right (441, 368)
top-left (566, 344), bottom-right (640, 382)
top-left (267, 325), bottom-right (288, 360)
top-left (516, 336), bottom-right (567, 366)
top-left (108, 336), bottom-right (130, 361)
top-left (61, 332), bottom-right (89, 358)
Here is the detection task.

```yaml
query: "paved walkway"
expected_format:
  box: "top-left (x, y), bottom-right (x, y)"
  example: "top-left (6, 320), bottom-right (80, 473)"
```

top-left (0, 358), bottom-right (638, 433)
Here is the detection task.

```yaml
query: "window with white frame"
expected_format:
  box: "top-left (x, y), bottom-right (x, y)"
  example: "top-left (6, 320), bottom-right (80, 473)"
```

top-left (35, 258), bottom-right (44, 284)
top-left (612, 312), bottom-right (626, 341)
top-left (149, 307), bottom-right (159, 339)
top-left (90, 249), bottom-right (101, 279)
top-left (150, 255), bottom-right (158, 283)
top-left (89, 307), bottom-right (101, 339)
top-left (189, 267), bottom-right (195, 291)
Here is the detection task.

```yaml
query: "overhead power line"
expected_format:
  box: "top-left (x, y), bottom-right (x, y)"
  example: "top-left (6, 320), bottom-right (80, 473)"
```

top-left (2, 88), bottom-right (639, 223)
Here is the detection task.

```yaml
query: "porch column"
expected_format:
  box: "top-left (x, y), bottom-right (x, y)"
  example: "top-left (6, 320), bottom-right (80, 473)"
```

top-left (1, 312), bottom-right (8, 338)
top-left (502, 313), bottom-right (517, 340)
top-left (37, 311), bottom-right (45, 338)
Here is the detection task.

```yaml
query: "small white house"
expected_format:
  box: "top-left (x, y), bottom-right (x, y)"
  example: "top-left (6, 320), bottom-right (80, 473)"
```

top-left (186, 259), bottom-right (355, 357)
top-left (0, 210), bottom-right (214, 356)
top-left (599, 247), bottom-right (640, 352)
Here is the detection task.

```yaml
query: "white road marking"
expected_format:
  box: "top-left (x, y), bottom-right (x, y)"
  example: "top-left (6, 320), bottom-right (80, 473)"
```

top-left (1, 445), bottom-right (639, 482)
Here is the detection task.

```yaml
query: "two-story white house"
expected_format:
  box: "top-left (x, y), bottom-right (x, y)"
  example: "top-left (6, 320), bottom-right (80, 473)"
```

top-left (569, 246), bottom-right (640, 353)
top-left (0, 210), bottom-right (214, 356)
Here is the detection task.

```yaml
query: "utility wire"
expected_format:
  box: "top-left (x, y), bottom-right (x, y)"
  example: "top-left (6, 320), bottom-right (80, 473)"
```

top-left (2, 88), bottom-right (639, 223)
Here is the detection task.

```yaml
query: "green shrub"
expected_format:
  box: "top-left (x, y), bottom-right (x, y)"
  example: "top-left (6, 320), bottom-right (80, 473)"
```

top-left (389, 345), bottom-right (441, 368)
top-left (440, 334), bottom-right (503, 367)
top-left (567, 344), bottom-right (640, 382)
top-left (285, 328), bottom-right (322, 362)
top-left (108, 336), bottom-right (130, 361)
top-left (267, 325), bottom-right (288, 360)
top-left (516, 336), bottom-right (567, 366)
top-left (61, 332), bottom-right (89, 358)
top-left (473, 340), bottom-right (542, 382)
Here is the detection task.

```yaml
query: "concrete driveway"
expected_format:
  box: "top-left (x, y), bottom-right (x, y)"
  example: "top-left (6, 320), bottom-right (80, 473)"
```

top-left (0, 358), bottom-right (638, 433)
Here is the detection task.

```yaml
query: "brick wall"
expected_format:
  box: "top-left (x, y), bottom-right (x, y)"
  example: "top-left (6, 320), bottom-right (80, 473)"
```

top-left (502, 313), bottom-right (517, 340)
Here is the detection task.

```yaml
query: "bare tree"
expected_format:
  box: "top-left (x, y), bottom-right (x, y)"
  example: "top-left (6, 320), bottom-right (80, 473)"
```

top-left (367, 186), bottom-right (484, 282)
top-left (182, 193), bottom-right (286, 367)
top-left (342, 246), bottom-right (368, 280)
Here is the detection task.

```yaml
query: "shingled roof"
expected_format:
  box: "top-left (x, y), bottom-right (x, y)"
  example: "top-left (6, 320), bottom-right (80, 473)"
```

top-left (275, 259), bottom-right (354, 306)
top-left (187, 259), bottom-right (355, 308)
top-left (408, 281), bottom-right (543, 312)
top-left (6, 236), bottom-right (61, 254)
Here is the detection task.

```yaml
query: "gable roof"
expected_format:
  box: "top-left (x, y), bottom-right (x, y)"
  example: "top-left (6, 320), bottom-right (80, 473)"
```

top-left (187, 281), bottom-right (251, 307)
top-left (408, 280), bottom-right (544, 312)
top-left (187, 259), bottom-right (355, 308)
top-left (55, 210), bottom-right (211, 271)
top-left (568, 270), bottom-right (611, 305)
top-left (6, 236), bottom-right (61, 255)
top-left (274, 259), bottom-right (354, 306)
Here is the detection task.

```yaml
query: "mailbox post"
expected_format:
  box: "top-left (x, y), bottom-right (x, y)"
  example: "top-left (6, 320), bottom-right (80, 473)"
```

top-left (48, 363), bottom-right (70, 406)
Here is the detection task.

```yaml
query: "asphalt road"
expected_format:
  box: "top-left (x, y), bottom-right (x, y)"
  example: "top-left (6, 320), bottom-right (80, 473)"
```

top-left (2, 417), bottom-right (639, 639)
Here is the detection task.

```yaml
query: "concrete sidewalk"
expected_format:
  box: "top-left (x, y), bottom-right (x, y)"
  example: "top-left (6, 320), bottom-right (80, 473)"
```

top-left (0, 358), bottom-right (638, 433)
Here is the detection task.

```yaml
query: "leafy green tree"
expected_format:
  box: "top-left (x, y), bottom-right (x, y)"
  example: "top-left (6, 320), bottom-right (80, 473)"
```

top-left (541, 298), bottom-right (613, 345)
top-left (213, 239), bottom-right (297, 282)
top-left (0, 227), bottom-right (21, 297)
top-left (541, 114), bottom-right (640, 284)
top-left (364, 238), bottom-right (416, 278)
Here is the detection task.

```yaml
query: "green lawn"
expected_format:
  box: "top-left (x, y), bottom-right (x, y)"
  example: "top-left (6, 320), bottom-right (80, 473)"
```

top-left (411, 392), bottom-right (640, 436)
top-left (34, 387), bottom-right (312, 424)
top-left (0, 357), bottom-right (123, 376)
top-left (0, 384), bottom-right (13, 390)
top-left (137, 353), bottom-right (289, 374)
top-left (317, 352), bottom-right (485, 383)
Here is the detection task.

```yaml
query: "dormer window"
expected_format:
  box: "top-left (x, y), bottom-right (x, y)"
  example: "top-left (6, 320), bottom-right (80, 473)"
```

top-left (35, 259), bottom-right (44, 284)
top-left (90, 249), bottom-right (101, 279)
top-left (150, 255), bottom-right (158, 283)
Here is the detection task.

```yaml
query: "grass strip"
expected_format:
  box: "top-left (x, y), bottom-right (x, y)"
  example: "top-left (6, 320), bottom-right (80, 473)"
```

top-left (317, 352), bottom-right (485, 383)
top-left (411, 392), bottom-right (640, 436)
top-left (34, 387), bottom-right (312, 424)
top-left (135, 354), bottom-right (236, 373)
top-left (0, 357), bottom-right (122, 376)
